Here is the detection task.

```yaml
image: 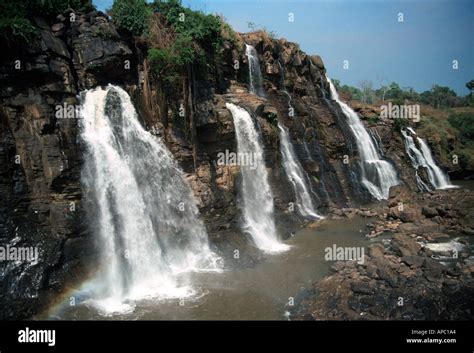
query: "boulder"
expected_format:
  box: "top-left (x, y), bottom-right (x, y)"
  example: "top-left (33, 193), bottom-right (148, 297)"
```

top-left (368, 243), bottom-right (385, 258)
top-left (422, 206), bottom-right (439, 218)
top-left (392, 233), bottom-right (422, 257)
top-left (310, 55), bottom-right (325, 70)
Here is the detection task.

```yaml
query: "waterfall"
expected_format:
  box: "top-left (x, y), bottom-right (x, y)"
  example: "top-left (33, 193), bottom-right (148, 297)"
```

top-left (368, 128), bottom-right (384, 156)
top-left (226, 102), bottom-right (289, 253)
top-left (401, 128), bottom-right (432, 191)
top-left (279, 124), bottom-right (323, 219)
top-left (245, 44), bottom-right (265, 96)
top-left (277, 60), bottom-right (294, 113)
top-left (276, 59), bottom-right (322, 217)
top-left (418, 138), bottom-right (454, 189)
top-left (326, 77), bottom-right (399, 200)
top-left (79, 85), bottom-right (221, 313)
top-left (401, 128), bottom-right (455, 190)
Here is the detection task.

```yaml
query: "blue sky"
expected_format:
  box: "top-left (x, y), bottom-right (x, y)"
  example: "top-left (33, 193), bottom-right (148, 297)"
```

top-left (93, 0), bottom-right (473, 95)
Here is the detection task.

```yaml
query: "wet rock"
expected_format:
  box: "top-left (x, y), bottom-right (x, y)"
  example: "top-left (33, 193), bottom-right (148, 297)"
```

top-left (351, 281), bottom-right (375, 295)
top-left (422, 206), bottom-right (439, 218)
top-left (401, 255), bottom-right (425, 267)
top-left (423, 258), bottom-right (444, 272)
top-left (377, 267), bottom-right (399, 287)
top-left (445, 266), bottom-right (461, 277)
top-left (392, 233), bottom-right (422, 257)
top-left (397, 222), bottom-right (418, 233)
top-left (400, 209), bottom-right (421, 223)
top-left (330, 261), bottom-right (346, 272)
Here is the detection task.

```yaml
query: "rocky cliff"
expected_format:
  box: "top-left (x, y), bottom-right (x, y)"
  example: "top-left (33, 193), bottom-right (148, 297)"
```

top-left (0, 9), bottom-right (456, 319)
top-left (0, 10), bottom-right (135, 318)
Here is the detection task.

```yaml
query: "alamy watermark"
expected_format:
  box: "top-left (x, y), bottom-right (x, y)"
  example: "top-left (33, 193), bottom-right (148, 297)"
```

top-left (380, 102), bottom-right (420, 122)
top-left (18, 327), bottom-right (55, 347)
top-left (55, 102), bottom-right (81, 119)
top-left (0, 245), bottom-right (39, 264)
top-left (325, 244), bottom-right (365, 265)
top-left (216, 149), bottom-right (257, 169)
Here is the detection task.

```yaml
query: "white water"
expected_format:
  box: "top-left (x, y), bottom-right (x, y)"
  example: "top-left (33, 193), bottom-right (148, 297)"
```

top-left (327, 77), bottom-right (399, 200)
top-left (277, 60), bottom-right (294, 113)
top-left (401, 128), bottom-right (432, 191)
top-left (401, 128), bottom-right (455, 190)
top-left (418, 138), bottom-right (454, 189)
top-left (425, 239), bottom-right (465, 253)
top-left (226, 102), bottom-right (289, 253)
top-left (245, 44), bottom-right (265, 96)
top-left (276, 59), bottom-right (321, 218)
top-left (279, 123), bottom-right (322, 219)
top-left (80, 85), bottom-right (222, 314)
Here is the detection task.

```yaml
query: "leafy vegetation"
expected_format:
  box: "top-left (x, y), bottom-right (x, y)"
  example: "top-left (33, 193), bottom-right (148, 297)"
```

top-left (140, 0), bottom-right (236, 95)
top-left (415, 107), bottom-right (474, 170)
top-left (155, 0), bottom-right (223, 52)
top-left (448, 112), bottom-right (474, 143)
top-left (0, 17), bottom-right (36, 42)
top-left (367, 115), bottom-right (380, 125)
top-left (392, 116), bottom-right (409, 131)
top-left (448, 112), bottom-right (474, 170)
top-left (110, 0), bottom-right (152, 36)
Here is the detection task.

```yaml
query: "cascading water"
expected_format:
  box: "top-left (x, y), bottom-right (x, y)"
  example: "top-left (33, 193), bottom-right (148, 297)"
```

top-left (276, 59), bottom-right (322, 218)
top-left (245, 44), bottom-right (265, 96)
top-left (401, 128), bottom-right (455, 190)
top-left (401, 128), bottom-right (432, 191)
top-left (327, 77), bottom-right (399, 200)
top-left (80, 85), bottom-right (221, 313)
top-left (226, 102), bottom-right (289, 253)
top-left (418, 138), bottom-right (455, 189)
top-left (277, 60), bottom-right (294, 112)
top-left (279, 124), bottom-right (323, 219)
top-left (368, 128), bottom-right (384, 156)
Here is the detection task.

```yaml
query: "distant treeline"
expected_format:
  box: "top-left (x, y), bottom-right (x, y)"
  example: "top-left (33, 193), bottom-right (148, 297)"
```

top-left (332, 79), bottom-right (474, 108)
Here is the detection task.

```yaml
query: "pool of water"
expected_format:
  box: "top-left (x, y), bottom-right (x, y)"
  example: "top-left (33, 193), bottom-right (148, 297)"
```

top-left (452, 179), bottom-right (474, 190)
top-left (45, 216), bottom-right (373, 320)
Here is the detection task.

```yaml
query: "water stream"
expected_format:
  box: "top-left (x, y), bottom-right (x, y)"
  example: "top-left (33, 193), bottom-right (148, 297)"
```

top-left (327, 78), bottom-right (399, 200)
top-left (47, 216), bottom-right (372, 320)
top-left (226, 102), bottom-right (289, 253)
top-left (401, 127), bottom-right (455, 190)
top-left (79, 85), bottom-right (222, 314)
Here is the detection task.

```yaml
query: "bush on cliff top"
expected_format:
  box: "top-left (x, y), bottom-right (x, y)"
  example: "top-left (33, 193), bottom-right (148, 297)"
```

top-left (145, 0), bottom-right (234, 95)
top-left (110, 0), bottom-right (152, 36)
top-left (153, 0), bottom-right (223, 52)
top-left (448, 112), bottom-right (474, 143)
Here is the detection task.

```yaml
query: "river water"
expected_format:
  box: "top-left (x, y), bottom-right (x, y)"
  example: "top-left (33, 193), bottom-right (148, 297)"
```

top-left (46, 216), bottom-right (372, 320)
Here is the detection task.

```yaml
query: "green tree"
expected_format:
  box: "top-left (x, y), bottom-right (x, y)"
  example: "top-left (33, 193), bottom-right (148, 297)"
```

top-left (448, 112), bottom-right (474, 143)
top-left (430, 85), bottom-right (457, 108)
top-left (111, 0), bottom-right (152, 36)
top-left (385, 82), bottom-right (403, 100)
top-left (466, 80), bottom-right (474, 92)
top-left (339, 85), bottom-right (362, 101)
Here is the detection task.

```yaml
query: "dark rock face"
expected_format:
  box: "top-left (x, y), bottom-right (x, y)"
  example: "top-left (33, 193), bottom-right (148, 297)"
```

top-left (0, 11), bottom-right (133, 319)
top-left (240, 32), bottom-right (364, 207)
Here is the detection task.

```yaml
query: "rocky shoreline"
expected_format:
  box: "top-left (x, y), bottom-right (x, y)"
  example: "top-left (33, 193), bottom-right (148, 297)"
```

top-left (293, 185), bottom-right (474, 320)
